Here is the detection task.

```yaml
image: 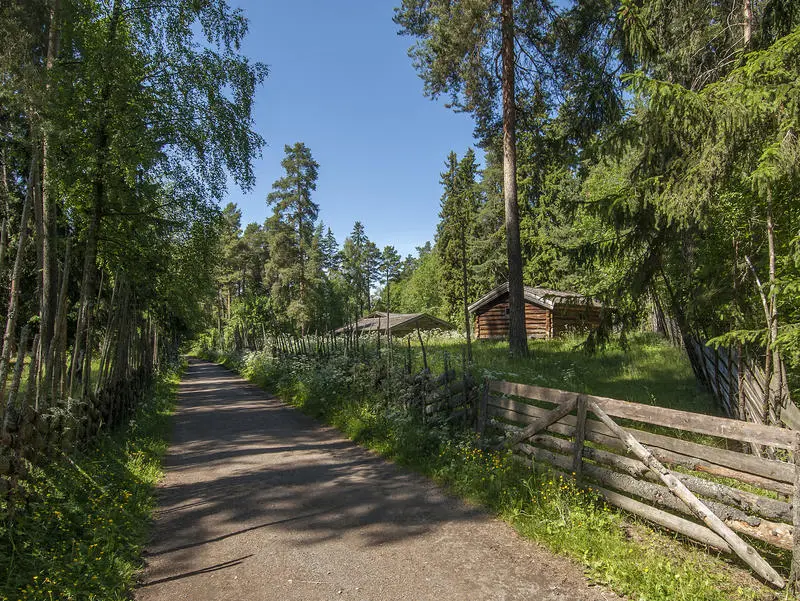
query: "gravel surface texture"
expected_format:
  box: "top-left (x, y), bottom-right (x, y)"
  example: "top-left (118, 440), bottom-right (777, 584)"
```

top-left (136, 358), bottom-right (620, 601)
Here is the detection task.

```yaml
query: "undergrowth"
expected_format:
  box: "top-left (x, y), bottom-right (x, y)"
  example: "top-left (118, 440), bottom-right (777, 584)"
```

top-left (0, 364), bottom-right (181, 600)
top-left (202, 347), bottom-right (779, 601)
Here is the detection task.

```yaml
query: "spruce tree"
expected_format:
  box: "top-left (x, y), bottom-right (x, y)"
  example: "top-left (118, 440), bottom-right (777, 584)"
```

top-left (437, 149), bottom-right (480, 359)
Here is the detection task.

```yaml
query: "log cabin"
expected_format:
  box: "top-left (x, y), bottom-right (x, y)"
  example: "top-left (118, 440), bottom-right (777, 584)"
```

top-left (468, 283), bottom-right (603, 340)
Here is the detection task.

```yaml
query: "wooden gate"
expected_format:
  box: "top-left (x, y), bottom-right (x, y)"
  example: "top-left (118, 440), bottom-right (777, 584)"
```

top-left (477, 379), bottom-right (799, 588)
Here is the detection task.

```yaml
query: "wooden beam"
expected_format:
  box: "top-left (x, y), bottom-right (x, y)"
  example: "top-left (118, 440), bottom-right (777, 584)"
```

top-left (527, 432), bottom-right (792, 523)
top-left (496, 397), bottom-right (577, 449)
top-left (793, 434), bottom-right (800, 593)
top-left (488, 392), bottom-right (794, 484)
top-left (476, 379), bottom-right (489, 435)
top-left (572, 394), bottom-right (587, 479)
top-left (489, 379), bottom-right (795, 449)
top-left (490, 410), bottom-right (793, 496)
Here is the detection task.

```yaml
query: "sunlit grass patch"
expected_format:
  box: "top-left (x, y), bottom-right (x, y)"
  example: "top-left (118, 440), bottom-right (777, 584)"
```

top-left (418, 332), bottom-right (719, 415)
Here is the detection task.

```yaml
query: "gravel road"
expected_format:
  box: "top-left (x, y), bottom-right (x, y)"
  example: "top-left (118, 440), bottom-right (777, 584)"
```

top-left (136, 358), bottom-right (619, 601)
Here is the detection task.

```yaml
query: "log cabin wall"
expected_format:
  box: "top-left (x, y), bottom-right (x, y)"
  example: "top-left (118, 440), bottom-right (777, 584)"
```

top-left (552, 304), bottom-right (602, 337)
top-left (474, 293), bottom-right (552, 339)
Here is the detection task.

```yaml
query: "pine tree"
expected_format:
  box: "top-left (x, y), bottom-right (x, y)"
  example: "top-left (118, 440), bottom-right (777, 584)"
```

top-left (380, 245), bottom-right (402, 355)
top-left (341, 221), bottom-right (370, 318)
top-left (265, 143), bottom-right (320, 334)
top-left (395, 0), bottom-right (562, 356)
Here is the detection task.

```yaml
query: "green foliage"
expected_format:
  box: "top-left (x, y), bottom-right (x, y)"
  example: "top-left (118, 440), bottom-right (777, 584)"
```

top-left (391, 249), bottom-right (447, 317)
top-left (423, 332), bottom-right (718, 414)
top-left (341, 221), bottom-right (381, 317)
top-left (0, 365), bottom-right (181, 600)
top-left (264, 142), bottom-right (321, 333)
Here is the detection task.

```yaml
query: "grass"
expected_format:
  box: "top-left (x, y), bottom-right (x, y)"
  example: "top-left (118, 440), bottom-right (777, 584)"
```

top-left (208, 348), bottom-right (784, 601)
top-left (416, 332), bottom-right (721, 415)
top-left (0, 364), bottom-right (181, 601)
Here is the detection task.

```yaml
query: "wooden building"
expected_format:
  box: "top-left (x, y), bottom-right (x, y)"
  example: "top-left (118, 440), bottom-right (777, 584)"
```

top-left (334, 312), bottom-right (455, 337)
top-left (468, 283), bottom-right (603, 340)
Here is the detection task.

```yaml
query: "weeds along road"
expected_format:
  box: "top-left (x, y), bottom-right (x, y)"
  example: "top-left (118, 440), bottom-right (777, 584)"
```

top-left (136, 359), bottom-right (619, 601)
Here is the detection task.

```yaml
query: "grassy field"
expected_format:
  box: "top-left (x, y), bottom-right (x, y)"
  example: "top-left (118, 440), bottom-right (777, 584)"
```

top-left (0, 365), bottom-right (180, 600)
top-left (400, 332), bottom-right (720, 415)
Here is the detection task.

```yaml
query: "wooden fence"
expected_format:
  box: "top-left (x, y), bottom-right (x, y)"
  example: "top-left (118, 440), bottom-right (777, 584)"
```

top-left (0, 366), bottom-right (154, 502)
top-left (476, 379), bottom-right (799, 588)
top-left (420, 369), bottom-right (475, 425)
top-left (688, 338), bottom-right (798, 430)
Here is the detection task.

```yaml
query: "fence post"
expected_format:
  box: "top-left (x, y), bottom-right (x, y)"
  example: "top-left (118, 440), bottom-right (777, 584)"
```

top-left (572, 394), bottom-right (588, 481)
top-left (476, 378), bottom-right (489, 435)
top-left (421, 370), bottom-right (428, 426)
top-left (460, 348), bottom-right (468, 426)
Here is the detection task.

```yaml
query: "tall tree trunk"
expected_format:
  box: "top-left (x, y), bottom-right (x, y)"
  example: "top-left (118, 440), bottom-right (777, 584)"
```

top-left (49, 239), bottom-right (70, 400)
top-left (1, 152), bottom-right (10, 280)
top-left (4, 326), bottom-right (29, 429)
top-left (0, 219), bottom-right (7, 281)
top-left (81, 267), bottom-right (105, 398)
top-left (25, 334), bottom-right (40, 408)
top-left (744, 252), bottom-right (772, 425)
top-left (0, 156), bottom-right (36, 410)
top-left (501, 0), bottom-right (528, 357)
top-left (39, 0), bottom-right (63, 398)
top-left (764, 191), bottom-right (778, 425)
top-left (69, 0), bottom-right (121, 396)
top-left (96, 275), bottom-right (122, 395)
top-left (743, 0), bottom-right (753, 47)
top-left (31, 150), bottom-right (45, 381)
top-left (69, 206), bottom-right (100, 395)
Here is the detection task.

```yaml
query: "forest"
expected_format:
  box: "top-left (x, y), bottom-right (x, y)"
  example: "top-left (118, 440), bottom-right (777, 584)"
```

top-left (1, 0), bottom-right (800, 599)
top-left (209, 0), bottom-right (800, 420)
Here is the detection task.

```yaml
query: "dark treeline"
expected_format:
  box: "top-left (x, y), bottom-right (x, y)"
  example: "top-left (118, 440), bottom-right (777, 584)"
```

top-left (0, 0), bottom-right (263, 463)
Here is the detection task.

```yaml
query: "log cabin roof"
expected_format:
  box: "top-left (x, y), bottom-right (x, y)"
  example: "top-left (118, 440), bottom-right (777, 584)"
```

top-left (467, 282), bottom-right (603, 314)
top-left (333, 312), bottom-right (455, 336)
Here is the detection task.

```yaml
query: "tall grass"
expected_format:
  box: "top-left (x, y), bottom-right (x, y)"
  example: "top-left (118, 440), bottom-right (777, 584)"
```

top-left (401, 332), bottom-right (720, 414)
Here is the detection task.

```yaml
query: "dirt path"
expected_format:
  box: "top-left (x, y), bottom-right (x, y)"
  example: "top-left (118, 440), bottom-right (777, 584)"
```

top-left (136, 358), bottom-right (619, 601)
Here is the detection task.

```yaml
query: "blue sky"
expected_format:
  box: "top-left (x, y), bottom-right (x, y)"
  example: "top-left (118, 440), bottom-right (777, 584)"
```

top-left (225, 0), bottom-right (481, 258)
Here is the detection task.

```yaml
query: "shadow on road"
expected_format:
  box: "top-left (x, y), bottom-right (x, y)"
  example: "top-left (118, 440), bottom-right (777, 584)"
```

top-left (139, 359), bottom-right (482, 589)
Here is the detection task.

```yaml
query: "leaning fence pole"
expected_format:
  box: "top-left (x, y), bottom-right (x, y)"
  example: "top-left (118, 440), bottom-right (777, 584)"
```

top-left (416, 327), bottom-right (427, 371)
top-left (476, 378), bottom-right (489, 435)
top-left (589, 400), bottom-right (784, 588)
